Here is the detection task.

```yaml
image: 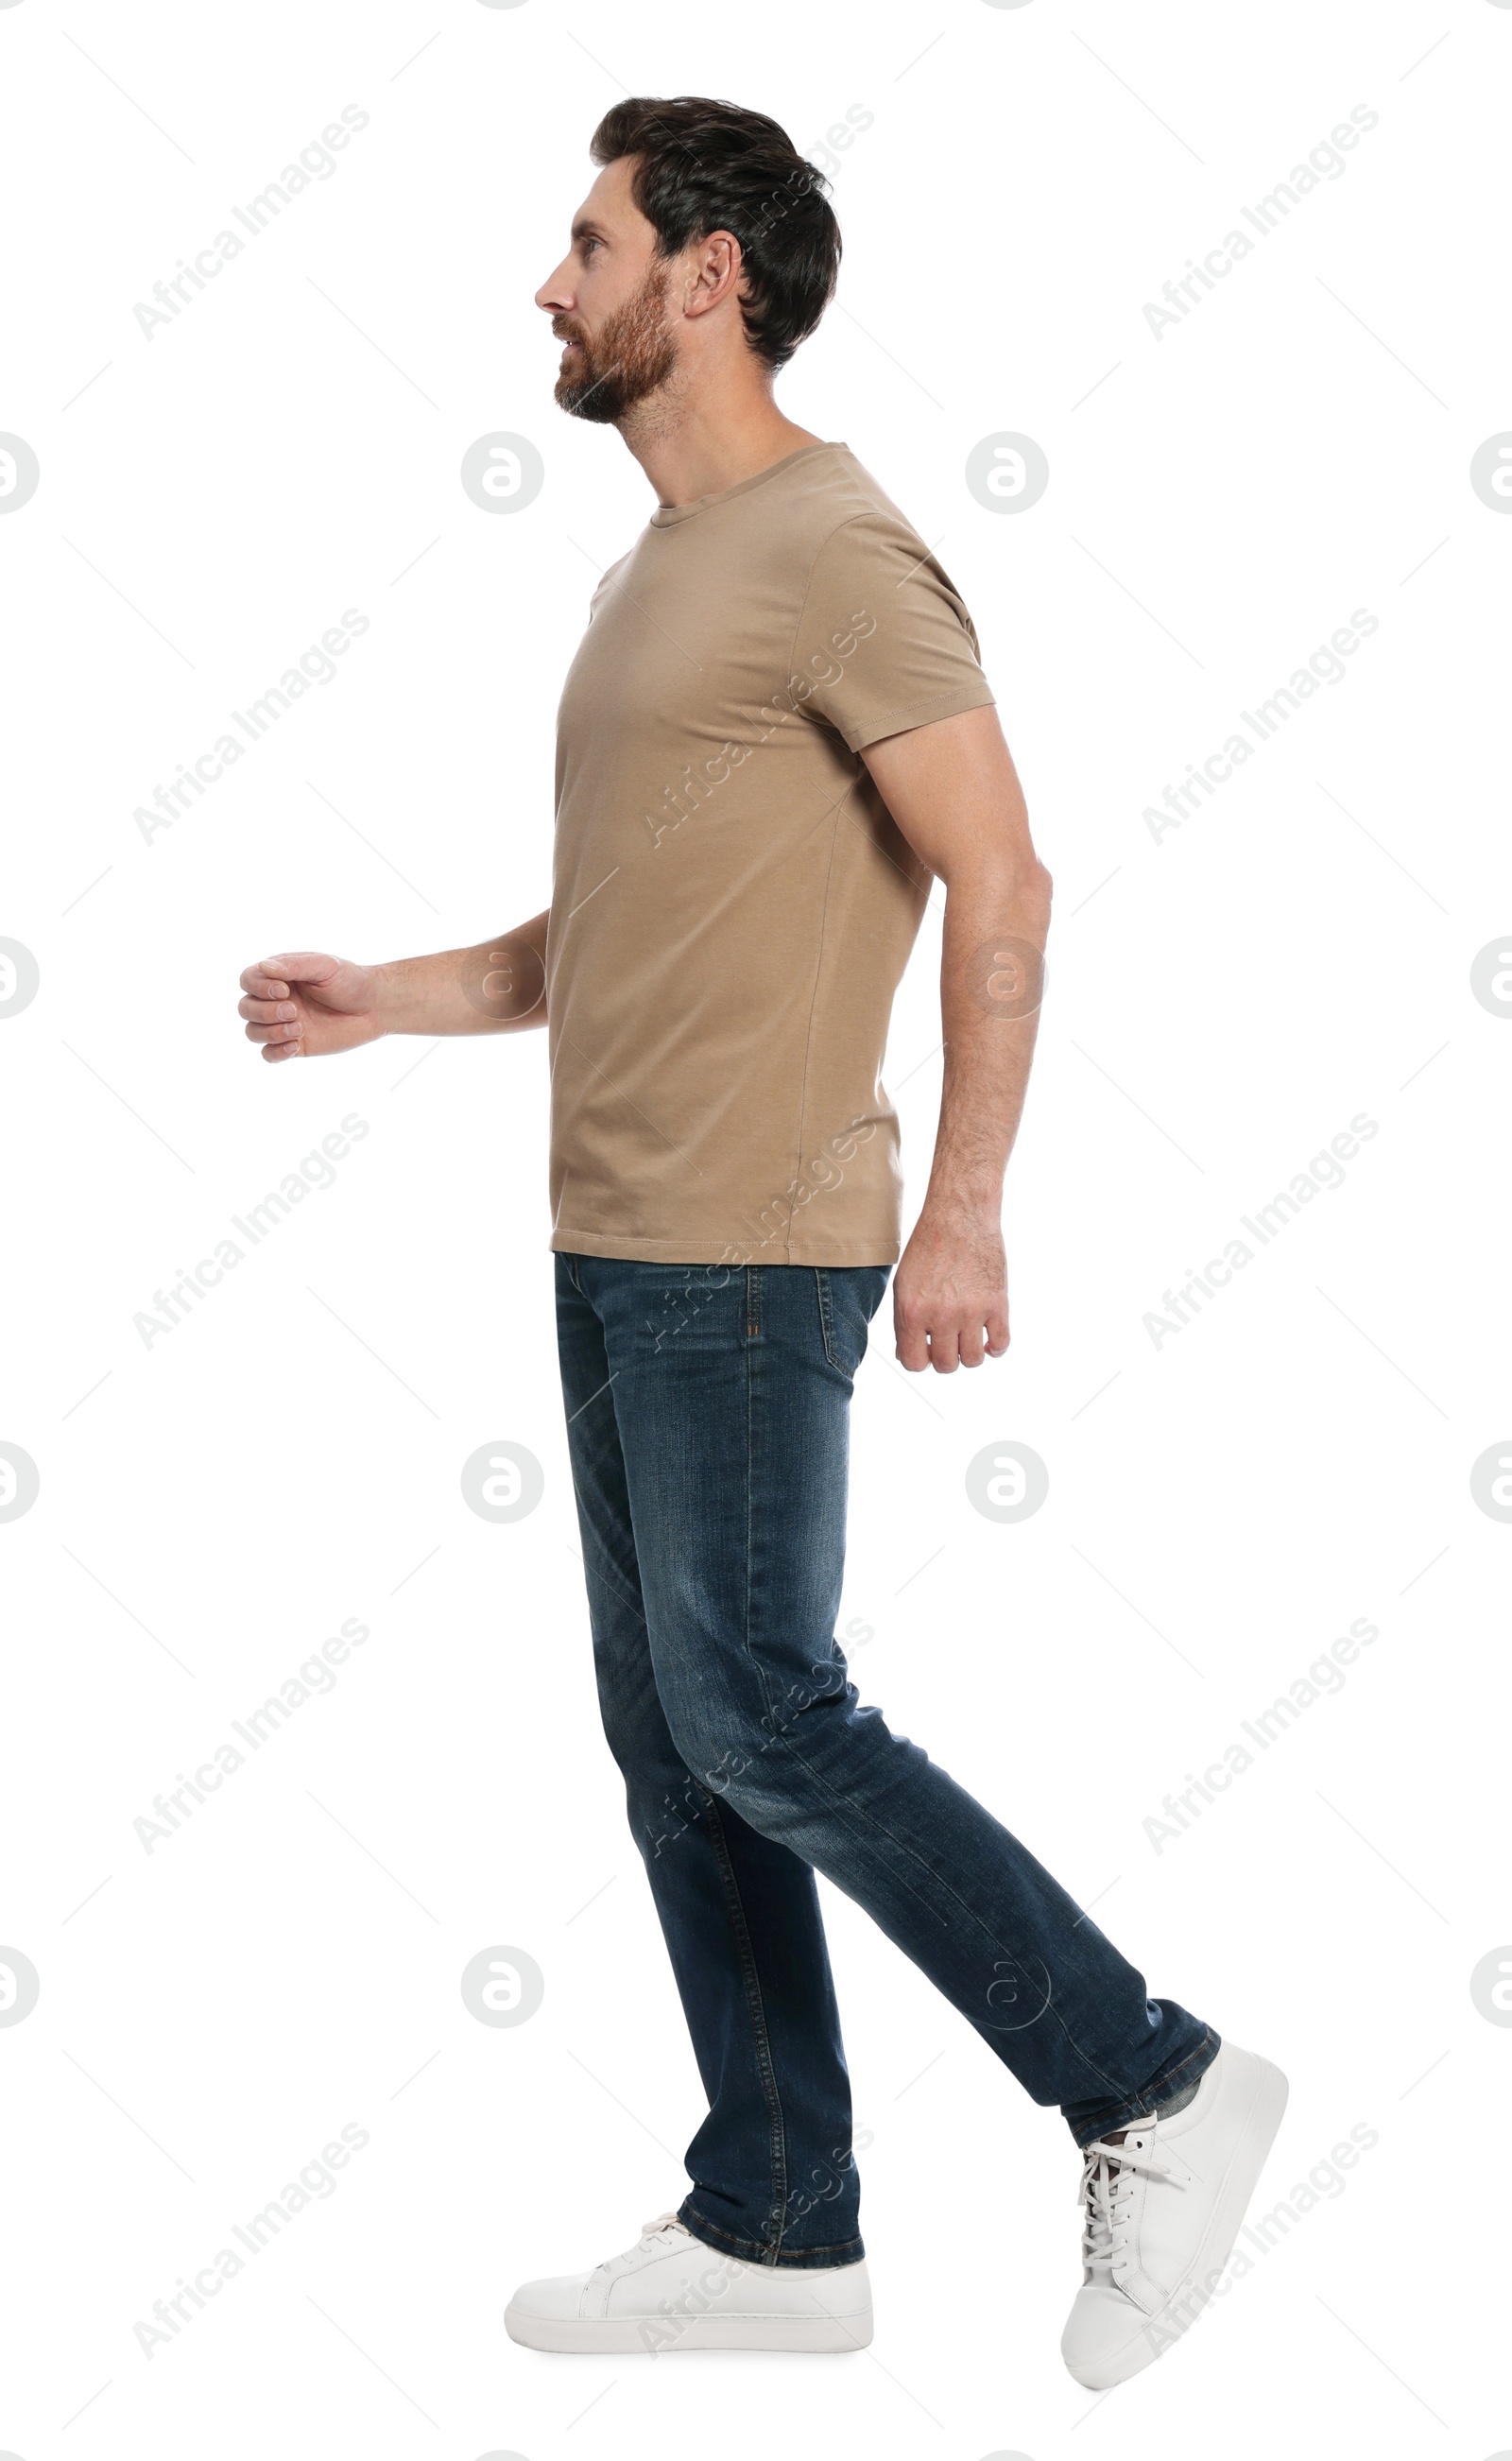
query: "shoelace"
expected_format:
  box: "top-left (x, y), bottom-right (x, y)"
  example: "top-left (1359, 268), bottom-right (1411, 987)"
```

top-left (1077, 2129), bottom-right (1194, 2281)
top-left (592, 2211), bottom-right (686, 2280)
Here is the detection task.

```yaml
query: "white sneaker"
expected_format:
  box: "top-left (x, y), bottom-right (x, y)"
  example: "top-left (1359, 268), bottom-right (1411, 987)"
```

top-left (504, 2211), bottom-right (873, 2354)
top-left (1061, 2040), bottom-right (1288, 2389)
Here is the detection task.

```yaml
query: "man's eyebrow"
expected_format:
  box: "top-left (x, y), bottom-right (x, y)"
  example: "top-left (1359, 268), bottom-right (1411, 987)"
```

top-left (570, 215), bottom-right (610, 244)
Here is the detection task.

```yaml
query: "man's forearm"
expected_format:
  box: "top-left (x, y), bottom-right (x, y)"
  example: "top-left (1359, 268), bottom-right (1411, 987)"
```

top-left (859, 704), bottom-right (1049, 1368)
top-left (376, 911), bottom-right (551, 1035)
top-left (923, 858), bottom-right (1052, 1216)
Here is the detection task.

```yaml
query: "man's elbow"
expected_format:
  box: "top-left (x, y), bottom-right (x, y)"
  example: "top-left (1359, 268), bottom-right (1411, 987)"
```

top-left (1018, 857), bottom-right (1054, 935)
top-left (937, 840), bottom-right (1052, 929)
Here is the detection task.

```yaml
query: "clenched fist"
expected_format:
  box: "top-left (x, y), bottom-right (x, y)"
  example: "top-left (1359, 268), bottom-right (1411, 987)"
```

top-left (237, 953), bottom-right (385, 1063)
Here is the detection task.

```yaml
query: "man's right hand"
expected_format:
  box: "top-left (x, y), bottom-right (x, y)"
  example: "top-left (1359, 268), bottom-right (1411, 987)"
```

top-left (237, 953), bottom-right (386, 1063)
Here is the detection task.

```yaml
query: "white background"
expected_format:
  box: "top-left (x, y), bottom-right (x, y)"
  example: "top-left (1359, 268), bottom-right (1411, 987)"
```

top-left (2, 0), bottom-right (1508, 2454)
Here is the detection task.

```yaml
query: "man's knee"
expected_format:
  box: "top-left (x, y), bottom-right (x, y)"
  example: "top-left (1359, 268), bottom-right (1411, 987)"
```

top-left (596, 1678), bottom-right (698, 1821)
top-left (664, 1669), bottom-right (841, 1815)
top-left (655, 1676), bottom-right (781, 1806)
top-left (664, 1716), bottom-right (762, 1802)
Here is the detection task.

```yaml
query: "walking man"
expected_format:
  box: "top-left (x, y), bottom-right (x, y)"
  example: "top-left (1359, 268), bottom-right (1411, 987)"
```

top-left (237, 96), bottom-right (1286, 2386)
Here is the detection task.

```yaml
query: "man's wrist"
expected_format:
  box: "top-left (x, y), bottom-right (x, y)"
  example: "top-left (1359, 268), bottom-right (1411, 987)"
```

top-left (368, 959), bottom-right (407, 1036)
top-left (917, 1179), bottom-right (1005, 1230)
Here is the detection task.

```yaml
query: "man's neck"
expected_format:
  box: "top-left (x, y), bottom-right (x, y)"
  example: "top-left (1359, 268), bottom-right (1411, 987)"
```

top-left (621, 389), bottom-right (826, 511)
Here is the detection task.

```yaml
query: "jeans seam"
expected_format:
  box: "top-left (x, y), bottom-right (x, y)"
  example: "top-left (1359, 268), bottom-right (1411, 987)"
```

top-left (701, 1795), bottom-right (789, 2261)
top-left (815, 1265), bottom-right (839, 1369)
top-left (734, 1283), bottom-right (789, 2253)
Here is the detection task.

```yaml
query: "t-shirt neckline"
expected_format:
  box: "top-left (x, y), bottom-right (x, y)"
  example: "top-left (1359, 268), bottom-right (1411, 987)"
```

top-left (648, 440), bottom-right (849, 527)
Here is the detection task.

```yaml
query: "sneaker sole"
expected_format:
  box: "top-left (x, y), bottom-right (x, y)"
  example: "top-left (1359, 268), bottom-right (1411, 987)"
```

top-left (504, 2303), bottom-right (873, 2354)
top-left (1070, 2046), bottom-right (1290, 2390)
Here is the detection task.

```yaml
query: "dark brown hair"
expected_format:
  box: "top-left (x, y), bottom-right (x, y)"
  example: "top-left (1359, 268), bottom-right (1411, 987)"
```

top-left (589, 95), bottom-right (841, 372)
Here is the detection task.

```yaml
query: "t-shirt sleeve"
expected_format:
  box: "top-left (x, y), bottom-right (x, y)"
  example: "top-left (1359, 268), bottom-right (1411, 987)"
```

top-left (787, 510), bottom-right (996, 753)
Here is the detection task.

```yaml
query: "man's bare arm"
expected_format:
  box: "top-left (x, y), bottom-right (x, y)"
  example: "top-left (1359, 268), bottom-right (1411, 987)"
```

top-left (861, 703), bottom-right (1052, 1374)
top-left (236, 912), bottom-right (550, 1061)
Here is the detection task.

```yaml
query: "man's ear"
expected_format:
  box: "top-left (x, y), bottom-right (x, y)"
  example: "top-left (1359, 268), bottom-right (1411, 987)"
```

top-left (685, 230), bottom-right (744, 318)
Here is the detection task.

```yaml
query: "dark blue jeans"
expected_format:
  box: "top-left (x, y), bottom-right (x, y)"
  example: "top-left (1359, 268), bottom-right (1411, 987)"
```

top-left (555, 1253), bottom-right (1217, 2269)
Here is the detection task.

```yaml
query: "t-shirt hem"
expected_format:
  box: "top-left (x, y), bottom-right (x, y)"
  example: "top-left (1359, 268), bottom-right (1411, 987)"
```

top-left (840, 677), bottom-right (996, 754)
top-left (550, 1229), bottom-right (899, 1267)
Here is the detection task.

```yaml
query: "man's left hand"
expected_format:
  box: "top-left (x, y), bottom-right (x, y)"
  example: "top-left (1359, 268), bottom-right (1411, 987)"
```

top-left (892, 1205), bottom-right (1009, 1373)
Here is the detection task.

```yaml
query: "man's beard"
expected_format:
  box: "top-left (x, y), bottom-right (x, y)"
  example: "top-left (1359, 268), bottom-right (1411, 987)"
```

top-left (554, 263), bottom-right (679, 425)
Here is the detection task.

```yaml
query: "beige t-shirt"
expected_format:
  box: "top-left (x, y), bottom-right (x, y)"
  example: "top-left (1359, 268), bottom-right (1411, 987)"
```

top-left (545, 440), bottom-right (995, 1265)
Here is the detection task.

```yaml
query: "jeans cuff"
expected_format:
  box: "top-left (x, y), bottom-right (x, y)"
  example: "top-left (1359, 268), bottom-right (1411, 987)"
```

top-left (1067, 2024), bottom-right (1223, 2149)
top-left (678, 2198), bottom-right (866, 2271)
